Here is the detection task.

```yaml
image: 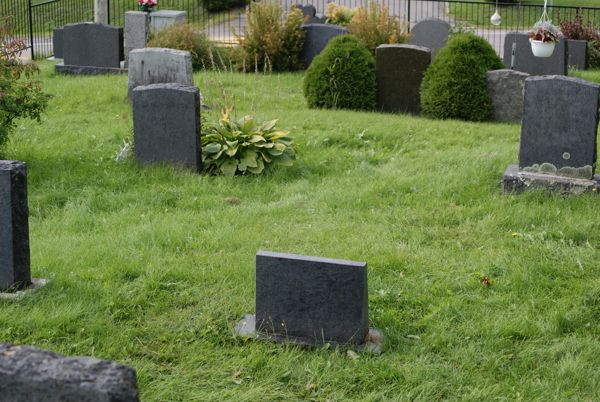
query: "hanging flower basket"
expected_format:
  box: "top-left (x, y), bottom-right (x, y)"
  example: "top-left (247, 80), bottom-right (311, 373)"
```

top-left (528, 0), bottom-right (561, 58)
top-left (530, 39), bottom-right (555, 57)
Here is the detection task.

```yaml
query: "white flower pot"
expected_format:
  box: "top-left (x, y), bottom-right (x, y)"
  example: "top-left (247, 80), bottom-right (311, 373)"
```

top-left (530, 39), bottom-right (556, 58)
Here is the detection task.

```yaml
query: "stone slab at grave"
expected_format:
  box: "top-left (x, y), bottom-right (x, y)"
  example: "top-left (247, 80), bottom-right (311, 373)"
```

top-left (124, 11), bottom-right (150, 67)
top-left (235, 251), bottom-right (383, 352)
top-left (502, 75), bottom-right (600, 194)
top-left (52, 26), bottom-right (64, 59)
top-left (300, 23), bottom-right (348, 68)
top-left (150, 10), bottom-right (187, 32)
top-left (132, 83), bottom-right (201, 171)
top-left (0, 343), bottom-right (140, 402)
top-left (486, 69), bottom-right (530, 123)
top-left (56, 22), bottom-right (125, 75)
top-left (127, 47), bottom-right (193, 98)
top-left (568, 39), bottom-right (587, 70)
top-left (409, 19), bottom-right (451, 60)
top-left (376, 44), bottom-right (431, 114)
top-left (503, 32), bottom-right (567, 76)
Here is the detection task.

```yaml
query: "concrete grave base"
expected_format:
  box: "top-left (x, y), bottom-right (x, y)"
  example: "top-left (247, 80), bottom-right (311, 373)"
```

top-left (502, 164), bottom-right (600, 195)
top-left (55, 63), bottom-right (127, 75)
top-left (0, 278), bottom-right (49, 300)
top-left (234, 314), bottom-right (384, 353)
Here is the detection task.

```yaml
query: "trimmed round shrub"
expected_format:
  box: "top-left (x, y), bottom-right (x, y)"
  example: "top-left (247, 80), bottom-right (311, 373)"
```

top-left (420, 32), bottom-right (504, 121)
top-left (303, 35), bottom-right (376, 110)
top-left (147, 23), bottom-right (214, 70)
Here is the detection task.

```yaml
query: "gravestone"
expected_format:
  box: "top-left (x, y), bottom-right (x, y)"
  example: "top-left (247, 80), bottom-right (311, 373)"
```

top-left (302, 5), bottom-right (317, 18)
top-left (486, 69), bottom-right (529, 123)
top-left (502, 75), bottom-right (600, 193)
top-left (375, 44), bottom-right (431, 114)
top-left (56, 22), bottom-right (124, 74)
top-left (300, 23), bottom-right (348, 68)
top-left (503, 32), bottom-right (568, 76)
top-left (0, 343), bottom-right (139, 402)
top-left (52, 26), bottom-right (64, 59)
top-left (132, 83), bottom-right (201, 171)
top-left (124, 11), bottom-right (149, 67)
top-left (409, 19), bottom-right (451, 59)
top-left (568, 39), bottom-right (587, 70)
top-left (0, 161), bottom-right (30, 292)
top-left (127, 48), bottom-right (193, 98)
top-left (150, 10), bottom-right (187, 32)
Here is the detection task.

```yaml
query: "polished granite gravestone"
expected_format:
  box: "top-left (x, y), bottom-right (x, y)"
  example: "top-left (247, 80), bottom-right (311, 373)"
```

top-left (52, 26), bottom-right (64, 59)
top-left (503, 32), bottom-right (568, 76)
top-left (300, 23), bottom-right (348, 68)
top-left (376, 44), bottom-right (431, 114)
top-left (0, 161), bottom-right (31, 291)
top-left (568, 39), bottom-right (587, 70)
top-left (127, 48), bottom-right (193, 98)
top-left (0, 344), bottom-right (140, 402)
top-left (486, 69), bottom-right (530, 123)
top-left (409, 19), bottom-right (451, 60)
top-left (502, 75), bottom-right (600, 194)
top-left (132, 83), bottom-right (201, 172)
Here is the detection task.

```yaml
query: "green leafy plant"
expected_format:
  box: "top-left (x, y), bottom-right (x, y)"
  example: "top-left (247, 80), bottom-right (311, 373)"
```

top-left (420, 32), bottom-right (504, 122)
top-left (303, 34), bottom-right (376, 110)
top-left (201, 108), bottom-right (296, 176)
top-left (347, 1), bottom-right (409, 53)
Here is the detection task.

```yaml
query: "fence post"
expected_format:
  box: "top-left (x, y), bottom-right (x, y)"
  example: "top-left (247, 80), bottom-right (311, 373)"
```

top-left (27, 0), bottom-right (34, 59)
top-left (95, 0), bottom-right (109, 24)
top-left (407, 0), bottom-right (411, 32)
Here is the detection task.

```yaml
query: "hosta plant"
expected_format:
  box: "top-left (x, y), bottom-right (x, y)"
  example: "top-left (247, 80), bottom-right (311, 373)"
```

top-left (201, 108), bottom-right (295, 176)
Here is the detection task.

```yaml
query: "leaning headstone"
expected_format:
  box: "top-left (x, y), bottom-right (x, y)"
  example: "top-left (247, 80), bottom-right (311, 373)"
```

top-left (127, 48), bottom-right (193, 98)
top-left (375, 44), bottom-right (431, 114)
top-left (124, 11), bottom-right (150, 67)
top-left (150, 10), bottom-right (187, 32)
top-left (300, 23), bottom-right (348, 68)
top-left (56, 22), bottom-right (124, 74)
top-left (235, 251), bottom-right (383, 351)
top-left (0, 343), bottom-right (140, 402)
top-left (568, 39), bottom-right (587, 70)
top-left (486, 69), bottom-right (530, 123)
top-left (502, 75), bottom-right (600, 193)
top-left (132, 83), bottom-right (201, 171)
top-left (503, 32), bottom-right (568, 76)
top-left (0, 161), bottom-right (30, 292)
top-left (409, 19), bottom-right (451, 59)
top-left (52, 26), bottom-right (64, 59)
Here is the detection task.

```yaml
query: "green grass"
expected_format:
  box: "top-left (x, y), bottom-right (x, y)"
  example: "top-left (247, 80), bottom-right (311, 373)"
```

top-left (2, 62), bottom-right (600, 401)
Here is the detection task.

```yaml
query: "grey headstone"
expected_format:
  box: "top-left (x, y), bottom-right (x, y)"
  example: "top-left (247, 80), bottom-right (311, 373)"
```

top-left (503, 32), bottom-right (568, 76)
top-left (409, 19), bottom-right (451, 59)
top-left (0, 161), bottom-right (30, 292)
top-left (149, 10), bottom-right (187, 32)
top-left (52, 27), bottom-right (64, 59)
top-left (255, 251), bottom-right (368, 346)
top-left (124, 11), bottom-right (149, 66)
top-left (302, 5), bottom-right (316, 18)
top-left (300, 23), bottom-right (348, 68)
top-left (486, 69), bottom-right (529, 123)
top-left (127, 48), bottom-right (193, 98)
top-left (63, 22), bottom-right (123, 68)
top-left (519, 75), bottom-right (600, 179)
top-left (376, 44), bottom-right (431, 114)
top-left (132, 83), bottom-right (201, 172)
top-left (0, 343), bottom-right (139, 402)
top-left (568, 39), bottom-right (587, 70)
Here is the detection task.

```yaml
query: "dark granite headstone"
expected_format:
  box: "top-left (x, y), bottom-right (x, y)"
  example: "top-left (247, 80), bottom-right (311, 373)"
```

top-left (52, 27), bottom-right (64, 59)
top-left (302, 5), bottom-right (316, 18)
top-left (300, 23), bottom-right (348, 68)
top-left (376, 44), bottom-right (431, 114)
top-left (132, 83), bottom-right (201, 171)
top-left (62, 22), bottom-right (123, 68)
top-left (519, 76), bottom-right (600, 178)
top-left (255, 251), bottom-right (368, 345)
top-left (486, 69), bottom-right (529, 123)
top-left (409, 19), bottom-right (450, 59)
top-left (503, 32), bottom-right (568, 76)
top-left (0, 343), bottom-right (139, 402)
top-left (0, 161), bottom-right (30, 292)
top-left (568, 39), bottom-right (587, 70)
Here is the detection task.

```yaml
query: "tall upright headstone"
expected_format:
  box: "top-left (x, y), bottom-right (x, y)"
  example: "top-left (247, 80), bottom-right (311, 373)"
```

top-left (300, 23), bottom-right (348, 68)
top-left (127, 48), bottom-right (193, 98)
top-left (132, 83), bottom-right (202, 172)
top-left (0, 161), bottom-right (31, 291)
top-left (486, 69), bottom-right (530, 123)
top-left (52, 27), bottom-right (64, 59)
top-left (124, 11), bottom-right (150, 67)
top-left (568, 39), bottom-right (587, 70)
top-left (409, 19), bottom-right (451, 59)
top-left (375, 44), bottom-right (431, 114)
top-left (503, 32), bottom-right (568, 76)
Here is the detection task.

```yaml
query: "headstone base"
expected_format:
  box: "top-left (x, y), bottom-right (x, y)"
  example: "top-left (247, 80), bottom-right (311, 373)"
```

top-left (234, 314), bottom-right (384, 353)
top-left (502, 164), bottom-right (600, 195)
top-left (0, 278), bottom-right (48, 300)
top-left (55, 63), bottom-right (127, 75)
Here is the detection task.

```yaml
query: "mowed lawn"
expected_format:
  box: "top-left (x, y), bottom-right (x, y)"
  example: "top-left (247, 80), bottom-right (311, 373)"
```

top-left (1, 62), bottom-right (600, 401)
